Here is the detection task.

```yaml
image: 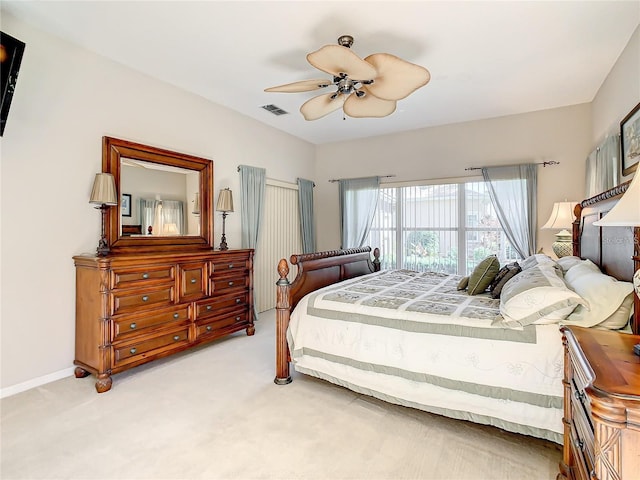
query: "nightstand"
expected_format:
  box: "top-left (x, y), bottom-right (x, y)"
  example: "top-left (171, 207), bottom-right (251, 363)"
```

top-left (558, 326), bottom-right (640, 480)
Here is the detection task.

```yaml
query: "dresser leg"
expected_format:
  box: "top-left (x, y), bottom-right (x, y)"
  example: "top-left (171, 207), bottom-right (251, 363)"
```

top-left (95, 374), bottom-right (112, 393)
top-left (246, 325), bottom-right (255, 336)
top-left (74, 367), bottom-right (90, 378)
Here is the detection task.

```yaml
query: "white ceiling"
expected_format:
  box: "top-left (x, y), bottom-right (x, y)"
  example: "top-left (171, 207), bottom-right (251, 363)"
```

top-left (3, 1), bottom-right (639, 145)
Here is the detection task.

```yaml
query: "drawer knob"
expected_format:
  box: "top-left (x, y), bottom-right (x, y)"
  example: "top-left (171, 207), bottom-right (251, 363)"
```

top-left (173, 313), bottom-right (179, 319)
top-left (142, 295), bottom-right (149, 302)
top-left (228, 281), bottom-right (234, 286)
top-left (235, 298), bottom-right (241, 304)
top-left (173, 335), bottom-right (180, 341)
top-left (206, 325), bottom-right (212, 331)
top-left (577, 439), bottom-right (584, 450)
top-left (206, 305), bottom-right (212, 311)
top-left (228, 264), bottom-right (234, 269)
top-left (190, 278), bottom-right (197, 284)
top-left (129, 322), bottom-right (137, 330)
top-left (574, 390), bottom-right (585, 403)
top-left (130, 347), bottom-right (137, 354)
top-left (142, 273), bottom-right (149, 279)
top-left (236, 316), bottom-right (240, 321)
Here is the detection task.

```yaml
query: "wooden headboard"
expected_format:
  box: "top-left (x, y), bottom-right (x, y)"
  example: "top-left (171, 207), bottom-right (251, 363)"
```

top-left (572, 180), bottom-right (640, 334)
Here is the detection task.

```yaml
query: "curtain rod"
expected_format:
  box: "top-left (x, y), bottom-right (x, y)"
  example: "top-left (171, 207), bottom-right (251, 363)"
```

top-left (328, 174), bottom-right (396, 183)
top-left (464, 161), bottom-right (559, 171)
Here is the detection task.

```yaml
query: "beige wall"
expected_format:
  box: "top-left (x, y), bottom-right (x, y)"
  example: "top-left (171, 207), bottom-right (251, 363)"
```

top-left (315, 104), bottom-right (592, 255)
top-left (591, 25), bottom-right (640, 182)
top-left (0, 13), bottom-right (315, 392)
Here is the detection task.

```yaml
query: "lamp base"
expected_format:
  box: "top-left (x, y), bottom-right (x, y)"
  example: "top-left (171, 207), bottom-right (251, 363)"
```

top-left (552, 229), bottom-right (573, 258)
top-left (219, 234), bottom-right (228, 251)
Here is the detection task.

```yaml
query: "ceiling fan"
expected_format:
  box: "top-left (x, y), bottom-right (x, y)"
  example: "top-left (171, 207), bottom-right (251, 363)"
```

top-left (265, 35), bottom-right (431, 121)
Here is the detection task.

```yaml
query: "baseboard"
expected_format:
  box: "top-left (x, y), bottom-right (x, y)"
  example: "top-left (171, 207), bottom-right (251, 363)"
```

top-left (0, 367), bottom-right (75, 399)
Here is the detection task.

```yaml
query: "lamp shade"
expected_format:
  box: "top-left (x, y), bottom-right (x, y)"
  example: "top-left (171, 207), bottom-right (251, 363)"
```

top-left (216, 188), bottom-right (234, 213)
top-left (89, 173), bottom-right (118, 205)
top-left (542, 201), bottom-right (578, 230)
top-left (593, 173), bottom-right (640, 226)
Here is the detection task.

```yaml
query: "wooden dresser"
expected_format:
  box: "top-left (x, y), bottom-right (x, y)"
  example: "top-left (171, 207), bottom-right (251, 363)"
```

top-left (73, 249), bottom-right (254, 392)
top-left (558, 326), bottom-right (640, 480)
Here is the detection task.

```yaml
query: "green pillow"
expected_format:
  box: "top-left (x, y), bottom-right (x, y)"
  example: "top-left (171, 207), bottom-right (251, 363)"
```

top-left (468, 255), bottom-right (500, 295)
top-left (457, 276), bottom-right (469, 290)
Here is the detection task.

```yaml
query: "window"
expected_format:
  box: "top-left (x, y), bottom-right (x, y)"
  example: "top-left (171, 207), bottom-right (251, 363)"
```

top-left (367, 181), bottom-right (520, 275)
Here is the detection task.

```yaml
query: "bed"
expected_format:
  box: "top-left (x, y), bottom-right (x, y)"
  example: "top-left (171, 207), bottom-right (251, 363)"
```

top-left (274, 182), bottom-right (639, 445)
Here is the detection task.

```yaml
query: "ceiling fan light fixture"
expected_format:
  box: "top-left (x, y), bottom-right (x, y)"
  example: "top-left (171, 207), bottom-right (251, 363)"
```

top-left (264, 35), bottom-right (429, 121)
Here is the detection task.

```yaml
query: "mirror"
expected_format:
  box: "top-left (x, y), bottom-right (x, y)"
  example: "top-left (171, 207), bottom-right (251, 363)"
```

top-left (103, 136), bottom-right (214, 254)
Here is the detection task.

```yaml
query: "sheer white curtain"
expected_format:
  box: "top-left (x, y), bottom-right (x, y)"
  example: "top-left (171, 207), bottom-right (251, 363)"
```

top-left (585, 134), bottom-right (621, 197)
top-left (482, 165), bottom-right (537, 259)
top-left (339, 176), bottom-right (380, 249)
top-left (140, 199), bottom-right (184, 235)
top-left (161, 200), bottom-right (184, 234)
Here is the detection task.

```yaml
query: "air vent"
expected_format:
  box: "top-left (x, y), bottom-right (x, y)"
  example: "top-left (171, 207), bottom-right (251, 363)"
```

top-left (261, 104), bottom-right (289, 116)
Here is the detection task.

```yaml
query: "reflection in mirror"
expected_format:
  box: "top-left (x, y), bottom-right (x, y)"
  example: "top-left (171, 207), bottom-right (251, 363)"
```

top-left (120, 158), bottom-right (201, 237)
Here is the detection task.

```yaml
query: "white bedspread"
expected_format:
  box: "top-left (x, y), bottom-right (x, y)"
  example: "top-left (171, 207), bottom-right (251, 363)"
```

top-left (287, 270), bottom-right (564, 443)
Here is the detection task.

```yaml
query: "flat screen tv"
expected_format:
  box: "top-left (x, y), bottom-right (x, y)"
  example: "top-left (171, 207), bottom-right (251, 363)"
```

top-left (1, 32), bottom-right (26, 137)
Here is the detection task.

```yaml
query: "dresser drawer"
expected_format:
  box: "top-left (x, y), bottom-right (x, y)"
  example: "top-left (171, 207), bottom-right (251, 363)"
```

top-left (112, 305), bottom-right (190, 340)
top-left (211, 273), bottom-right (249, 295)
top-left (195, 292), bottom-right (248, 320)
top-left (113, 327), bottom-right (190, 366)
top-left (111, 264), bottom-right (175, 289)
top-left (178, 262), bottom-right (207, 301)
top-left (196, 310), bottom-right (249, 340)
top-left (112, 285), bottom-right (175, 314)
top-left (569, 429), bottom-right (591, 480)
top-left (570, 390), bottom-right (594, 473)
top-left (211, 255), bottom-right (249, 276)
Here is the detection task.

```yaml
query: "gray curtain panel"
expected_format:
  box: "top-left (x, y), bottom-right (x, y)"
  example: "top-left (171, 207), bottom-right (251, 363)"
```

top-left (238, 165), bottom-right (266, 250)
top-left (482, 165), bottom-right (537, 259)
top-left (297, 178), bottom-right (316, 253)
top-left (585, 134), bottom-right (621, 197)
top-left (339, 176), bottom-right (380, 249)
top-left (238, 165), bottom-right (266, 322)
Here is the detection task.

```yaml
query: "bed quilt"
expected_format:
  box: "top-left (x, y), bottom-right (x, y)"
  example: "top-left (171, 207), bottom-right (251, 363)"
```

top-left (287, 269), bottom-right (565, 443)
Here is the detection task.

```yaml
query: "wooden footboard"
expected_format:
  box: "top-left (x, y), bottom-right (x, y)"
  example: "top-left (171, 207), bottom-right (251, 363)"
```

top-left (275, 247), bottom-right (380, 384)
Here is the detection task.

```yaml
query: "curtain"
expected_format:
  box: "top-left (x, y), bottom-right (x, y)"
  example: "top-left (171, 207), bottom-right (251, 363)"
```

top-left (297, 178), bottom-right (316, 253)
top-left (140, 199), bottom-right (157, 235)
top-left (161, 200), bottom-right (184, 235)
top-left (140, 199), bottom-right (184, 235)
top-left (585, 134), bottom-right (621, 197)
top-left (482, 165), bottom-right (537, 259)
top-left (239, 165), bottom-right (266, 322)
top-left (339, 176), bottom-right (380, 249)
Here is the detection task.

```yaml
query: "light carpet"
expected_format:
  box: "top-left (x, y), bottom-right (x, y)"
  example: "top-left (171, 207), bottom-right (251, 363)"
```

top-left (1, 309), bottom-right (561, 480)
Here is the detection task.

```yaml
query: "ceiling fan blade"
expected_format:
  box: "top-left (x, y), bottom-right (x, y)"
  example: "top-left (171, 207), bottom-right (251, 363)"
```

top-left (300, 93), bottom-right (345, 121)
top-left (343, 88), bottom-right (397, 118)
top-left (364, 53), bottom-right (430, 101)
top-left (264, 79), bottom-right (331, 93)
top-left (307, 45), bottom-right (377, 80)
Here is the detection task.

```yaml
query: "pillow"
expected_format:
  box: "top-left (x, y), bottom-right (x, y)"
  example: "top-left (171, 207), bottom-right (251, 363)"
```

top-left (467, 255), bottom-right (500, 295)
top-left (494, 264), bottom-right (586, 328)
top-left (562, 268), bottom-right (633, 328)
top-left (488, 262), bottom-right (521, 299)
top-left (520, 254), bottom-right (559, 271)
top-left (595, 293), bottom-right (634, 330)
top-left (555, 256), bottom-right (583, 274)
top-left (457, 276), bottom-right (469, 290)
top-left (564, 259), bottom-right (601, 283)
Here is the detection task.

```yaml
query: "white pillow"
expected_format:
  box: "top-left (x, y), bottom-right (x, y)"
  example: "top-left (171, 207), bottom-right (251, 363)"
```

top-left (596, 293), bottom-right (634, 330)
top-left (520, 254), bottom-right (559, 271)
top-left (564, 259), bottom-right (601, 283)
top-left (555, 256), bottom-right (583, 274)
top-left (494, 264), bottom-right (586, 328)
top-left (562, 268), bottom-right (633, 328)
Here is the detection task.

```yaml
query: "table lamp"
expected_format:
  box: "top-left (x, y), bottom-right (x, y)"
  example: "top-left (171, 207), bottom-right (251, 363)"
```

top-left (542, 201), bottom-right (578, 258)
top-left (89, 173), bottom-right (118, 256)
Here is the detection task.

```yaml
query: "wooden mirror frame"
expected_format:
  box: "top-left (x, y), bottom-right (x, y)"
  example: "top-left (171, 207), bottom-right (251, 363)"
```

top-left (103, 136), bottom-right (214, 254)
